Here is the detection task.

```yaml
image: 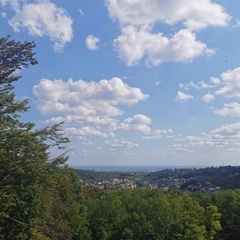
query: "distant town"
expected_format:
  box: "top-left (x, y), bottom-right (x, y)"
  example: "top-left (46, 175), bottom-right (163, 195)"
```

top-left (74, 165), bottom-right (240, 193)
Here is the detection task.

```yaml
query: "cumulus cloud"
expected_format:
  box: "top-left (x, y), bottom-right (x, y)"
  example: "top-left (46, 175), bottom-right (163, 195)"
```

top-left (118, 114), bottom-right (152, 133)
top-left (215, 67), bottom-right (240, 98)
top-left (105, 138), bottom-right (139, 151)
top-left (2, 0), bottom-right (73, 52)
top-left (33, 77), bottom-right (151, 143)
top-left (33, 77), bottom-right (149, 123)
top-left (210, 122), bottom-right (240, 137)
top-left (202, 93), bottom-right (215, 103)
top-left (114, 26), bottom-right (214, 66)
top-left (105, 0), bottom-right (229, 66)
top-left (33, 77), bottom-right (173, 146)
top-left (171, 122), bottom-right (240, 155)
top-left (115, 114), bottom-right (173, 140)
top-left (175, 91), bottom-right (194, 102)
top-left (213, 102), bottom-right (240, 117)
top-left (64, 126), bottom-right (115, 145)
top-left (85, 35), bottom-right (100, 50)
top-left (177, 67), bottom-right (240, 108)
top-left (105, 0), bottom-right (230, 30)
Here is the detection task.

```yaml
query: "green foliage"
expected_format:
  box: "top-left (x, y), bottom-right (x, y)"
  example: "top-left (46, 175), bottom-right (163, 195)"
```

top-left (86, 189), bottom-right (221, 240)
top-left (210, 190), bottom-right (240, 239)
top-left (0, 36), bottom-right (74, 239)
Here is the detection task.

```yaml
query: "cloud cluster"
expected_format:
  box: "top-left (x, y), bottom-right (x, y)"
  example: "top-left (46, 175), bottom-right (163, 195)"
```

top-left (33, 77), bottom-right (171, 147)
top-left (1, 0), bottom-right (73, 52)
top-left (213, 102), bottom-right (240, 117)
top-left (168, 122), bottom-right (240, 157)
top-left (114, 27), bottom-right (213, 66)
top-left (33, 77), bottom-right (148, 121)
top-left (105, 0), bottom-right (230, 66)
top-left (177, 66), bottom-right (240, 117)
top-left (105, 0), bottom-right (229, 30)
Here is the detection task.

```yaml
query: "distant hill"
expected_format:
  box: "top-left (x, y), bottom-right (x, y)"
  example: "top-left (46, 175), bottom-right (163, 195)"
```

top-left (145, 165), bottom-right (240, 190)
top-left (72, 166), bottom-right (240, 190)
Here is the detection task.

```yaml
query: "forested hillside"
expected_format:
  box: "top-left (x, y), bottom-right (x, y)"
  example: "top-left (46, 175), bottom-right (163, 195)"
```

top-left (1, 36), bottom-right (240, 239)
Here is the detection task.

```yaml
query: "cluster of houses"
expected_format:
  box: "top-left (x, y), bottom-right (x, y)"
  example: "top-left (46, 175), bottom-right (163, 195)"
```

top-left (156, 176), bottom-right (186, 190)
top-left (81, 178), bottom-right (158, 190)
top-left (157, 177), bottom-right (220, 193)
top-left (80, 175), bottom-right (220, 193)
top-left (186, 182), bottom-right (221, 193)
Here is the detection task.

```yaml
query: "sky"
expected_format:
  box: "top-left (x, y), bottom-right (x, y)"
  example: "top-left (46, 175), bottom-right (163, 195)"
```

top-left (1, 0), bottom-right (240, 167)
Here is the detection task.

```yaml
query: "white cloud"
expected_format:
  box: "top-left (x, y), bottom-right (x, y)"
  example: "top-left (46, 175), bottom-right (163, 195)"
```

top-left (202, 93), bottom-right (215, 103)
top-left (213, 102), bottom-right (240, 117)
top-left (5, 0), bottom-right (73, 52)
top-left (210, 77), bottom-right (221, 85)
top-left (33, 77), bottom-right (148, 122)
top-left (33, 77), bottom-right (149, 142)
top-left (105, 0), bottom-right (230, 30)
top-left (179, 81), bottom-right (213, 91)
top-left (116, 114), bottom-right (173, 139)
top-left (105, 0), bottom-right (229, 66)
top-left (174, 122), bottom-right (240, 152)
top-left (215, 67), bottom-right (240, 98)
top-left (143, 129), bottom-right (173, 140)
top-left (210, 122), bottom-right (240, 137)
top-left (64, 126), bottom-right (115, 145)
top-left (114, 26), bottom-right (214, 66)
top-left (175, 91), bottom-right (194, 102)
top-left (105, 138), bottom-right (139, 151)
top-left (85, 35), bottom-right (100, 50)
top-left (66, 126), bottom-right (111, 138)
top-left (33, 77), bottom-right (172, 145)
top-left (118, 114), bottom-right (152, 133)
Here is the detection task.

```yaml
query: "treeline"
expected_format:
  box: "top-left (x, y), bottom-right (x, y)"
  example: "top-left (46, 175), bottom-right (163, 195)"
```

top-left (146, 166), bottom-right (240, 181)
top-left (146, 166), bottom-right (240, 190)
top-left (2, 36), bottom-right (240, 239)
top-left (80, 187), bottom-right (240, 240)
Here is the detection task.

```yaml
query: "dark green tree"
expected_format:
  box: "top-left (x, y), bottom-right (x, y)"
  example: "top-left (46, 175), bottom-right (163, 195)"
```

top-left (0, 36), bottom-right (70, 239)
top-left (210, 190), bottom-right (240, 239)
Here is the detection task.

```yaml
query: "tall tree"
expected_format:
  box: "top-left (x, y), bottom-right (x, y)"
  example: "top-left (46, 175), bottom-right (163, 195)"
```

top-left (0, 36), bottom-right (69, 239)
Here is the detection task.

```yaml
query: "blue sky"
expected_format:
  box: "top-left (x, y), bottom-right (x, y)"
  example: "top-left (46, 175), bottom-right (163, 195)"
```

top-left (1, 0), bottom-right (240, 166)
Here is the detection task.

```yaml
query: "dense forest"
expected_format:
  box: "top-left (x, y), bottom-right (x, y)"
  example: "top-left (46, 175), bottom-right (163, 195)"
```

top-left (1, 36), bottom-right (240, 239)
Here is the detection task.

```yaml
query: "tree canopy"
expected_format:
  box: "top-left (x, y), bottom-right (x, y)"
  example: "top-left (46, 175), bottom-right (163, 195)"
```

top-left (0, 36), bottom-right (78, 239)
